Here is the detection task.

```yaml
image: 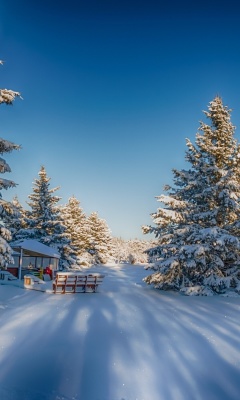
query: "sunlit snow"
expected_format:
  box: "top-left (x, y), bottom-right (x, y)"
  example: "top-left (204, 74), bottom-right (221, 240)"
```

top-left (0, 264), bottom-right (240, 400)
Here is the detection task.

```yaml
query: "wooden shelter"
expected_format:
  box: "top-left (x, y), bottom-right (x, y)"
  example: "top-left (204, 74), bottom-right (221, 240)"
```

top-left (8, 239), bottom-right (60, 279)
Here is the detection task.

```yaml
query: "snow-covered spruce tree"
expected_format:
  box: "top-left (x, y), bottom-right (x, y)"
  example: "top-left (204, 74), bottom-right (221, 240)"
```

top-left (111, 237), bottom-right (129, 263)
top-left (4, 195), bottom-right (28, 242)
top-left (25, 166), bottom-right (74, 269)
top-left (111, 237), bottom-right (152, 264)
top-left (0, 60), bottom-right (21, 268)
top-left (60, 196), bottom-right (91, 265)
top-left (127, 239), bottom-right (151, 264)
top-left (88, 212), bottom-right (113, 264)
top-left (143, 97), bottom-right (240, 295)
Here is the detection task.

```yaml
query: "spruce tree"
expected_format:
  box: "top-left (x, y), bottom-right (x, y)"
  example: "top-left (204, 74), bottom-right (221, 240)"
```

top-left (88, 212), bottom-right (113, 264)
top-left (60, 196), bottom-right (90, 265)
top-left (111, 237), bottom-right (152, 264)
top-left (0, 60), bottom-right (21, 268)
top-left (4, 196), bottom-right (27, 242)
top-left (144, 97), bottom-right (240, 295)
top-left (111, 237), bottom-right (129, 263)
top-left (25, 166), bottom-right (73, 268)
top-left (126, 239), bottom-right (150, 264)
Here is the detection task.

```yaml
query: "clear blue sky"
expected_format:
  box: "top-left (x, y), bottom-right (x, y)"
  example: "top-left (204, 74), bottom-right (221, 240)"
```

top-left (1, 0), bottom-right (240, 239)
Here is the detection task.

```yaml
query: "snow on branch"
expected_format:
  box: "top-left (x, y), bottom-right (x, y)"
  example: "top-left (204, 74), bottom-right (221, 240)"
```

top-left (0, 157), bottom-right (11, 173)
top-left (156, 194), bottom-right (186, 208)
top-left (0, 138), bottom-right (21, 154)
top-left (0, 60), bottom-right (22, 105)
top-left (0, 178), bottom-right (17, 190)
top-left (152, 208), bottom-right (183, 225)
top-left (0, 89), bottom-right (22, 105)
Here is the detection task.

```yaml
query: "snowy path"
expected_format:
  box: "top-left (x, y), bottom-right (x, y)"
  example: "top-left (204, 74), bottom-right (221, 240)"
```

top-left (0, 264), bottom-right (240, 400)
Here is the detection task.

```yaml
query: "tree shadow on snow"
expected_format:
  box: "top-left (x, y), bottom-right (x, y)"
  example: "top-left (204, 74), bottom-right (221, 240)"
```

top-left (0, 265), bottom-right (240, 400)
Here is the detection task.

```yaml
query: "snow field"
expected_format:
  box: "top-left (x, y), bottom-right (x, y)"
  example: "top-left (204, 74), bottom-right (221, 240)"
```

top-left (0, 264), bottom-right (240, 400)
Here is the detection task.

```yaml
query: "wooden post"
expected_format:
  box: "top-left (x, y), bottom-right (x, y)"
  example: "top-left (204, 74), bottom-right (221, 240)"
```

top-left (18, 247), bottom-right (23, 280)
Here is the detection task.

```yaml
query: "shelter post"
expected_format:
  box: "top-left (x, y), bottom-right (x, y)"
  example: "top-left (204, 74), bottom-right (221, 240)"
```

top-left (18, 247), bottom-right (23, 280)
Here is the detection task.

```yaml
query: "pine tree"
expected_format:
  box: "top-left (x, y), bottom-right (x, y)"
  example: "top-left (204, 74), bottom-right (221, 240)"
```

top-left (25, 166), bottom-right (73, 268)
top-left (127, 239), bottom-right (151, 264)
top-left (143, 97), bottom-right (240, 295)
top-left (4, 196), bottom-right (27, 242)
top-left (111, 237), bottom-right (129, 263)
top-left (111, 237), bottom-right (152, 264)
top-left (60, 196), bottom-right (90, 265)
top-left (0, 60), bottom-right (21, 268)
top-left (88, 212), bottom-right (113, 264)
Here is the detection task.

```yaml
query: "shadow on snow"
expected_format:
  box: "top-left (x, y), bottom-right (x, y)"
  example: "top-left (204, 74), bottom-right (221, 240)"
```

top-left (0, 264), bottom-right (240, 400)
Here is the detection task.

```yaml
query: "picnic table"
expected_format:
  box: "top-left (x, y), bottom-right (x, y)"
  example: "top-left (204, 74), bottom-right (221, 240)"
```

top-left (52, 271), bottom-right (105, 294)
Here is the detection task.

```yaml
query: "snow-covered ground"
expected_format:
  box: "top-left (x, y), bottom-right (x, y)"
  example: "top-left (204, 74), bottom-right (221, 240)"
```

top-left (0, 263), bottom-right (240, 400)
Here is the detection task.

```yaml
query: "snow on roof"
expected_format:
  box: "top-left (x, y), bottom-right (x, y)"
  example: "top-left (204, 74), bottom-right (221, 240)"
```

top-left (11, 239), bottom-right (60, 258)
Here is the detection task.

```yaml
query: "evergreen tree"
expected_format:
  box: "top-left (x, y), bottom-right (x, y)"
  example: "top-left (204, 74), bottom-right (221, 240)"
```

top-left (4, 196), bottom-right (27, 242)
top-left (143, 97), bottom-right (240, 295)
top-left (111, 237), bottom-right (129, 263)
top-left (127, 239), bottom-right (151, 264)
top-left (60, 196), bottom-right (90, 265)
top-left (0, 60), bottom-right (21, 268)
top-left (111, 237), bottom-right (152, 264)
top-left (88, 212), bottom-right (113, 264)
top-left (25, 166), bottom-right (73, 268)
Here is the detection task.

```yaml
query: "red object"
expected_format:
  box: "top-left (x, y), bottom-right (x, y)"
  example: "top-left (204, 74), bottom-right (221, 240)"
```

top-left (44, 266), bottom-right (52, 278)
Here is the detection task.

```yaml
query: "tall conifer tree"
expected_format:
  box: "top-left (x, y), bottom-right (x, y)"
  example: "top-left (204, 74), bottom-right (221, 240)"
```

top-left (144, 97), bottom-right (240, 295)
top-left (25, 166), bottom-right (73, 268)
top-left (4, 196), bottom-right (27, 242)
top-left (88, 212), bottom-right (113, 264)
top-left (0, 60), bottom-right (21, 268)
top-left (60, 196), bottom-right (90, 264)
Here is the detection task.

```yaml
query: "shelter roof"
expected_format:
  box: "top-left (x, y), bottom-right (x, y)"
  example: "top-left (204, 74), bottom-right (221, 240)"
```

top-left (11, 239), bottom-right (60, 258)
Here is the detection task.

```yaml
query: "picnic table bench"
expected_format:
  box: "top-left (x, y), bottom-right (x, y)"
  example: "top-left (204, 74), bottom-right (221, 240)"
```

top-left (52, 272), bottom-right (105, 294)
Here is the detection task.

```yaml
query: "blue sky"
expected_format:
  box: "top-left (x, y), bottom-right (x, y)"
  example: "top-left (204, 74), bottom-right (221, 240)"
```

top-left (1, 0), bottom-right (240, 240)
